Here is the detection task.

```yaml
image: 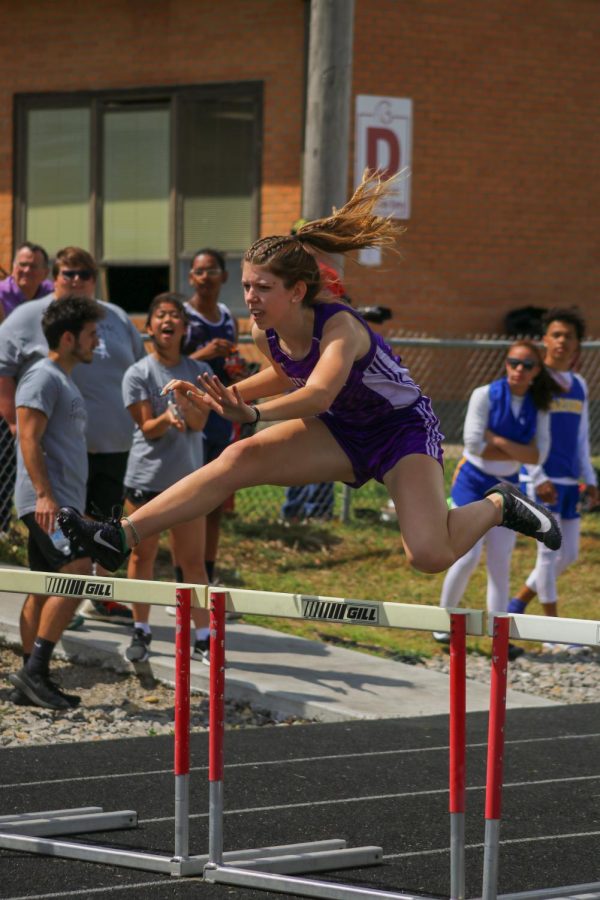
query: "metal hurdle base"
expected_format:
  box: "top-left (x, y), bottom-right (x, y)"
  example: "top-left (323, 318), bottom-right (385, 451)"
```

top-left (495, 885), bottom-right (600, 900)
top-left (0, 807), bottom-right (383, 877)
top-left (204, 863), bottom-right (436, 899)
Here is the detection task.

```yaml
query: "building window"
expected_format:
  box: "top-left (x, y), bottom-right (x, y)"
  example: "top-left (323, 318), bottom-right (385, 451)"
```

top-left (15, 84), bottom-right (261, 315)
top-left (180, 96), bottom-right (256, 255)
top-left (25, 106), bottom-right (91, 254)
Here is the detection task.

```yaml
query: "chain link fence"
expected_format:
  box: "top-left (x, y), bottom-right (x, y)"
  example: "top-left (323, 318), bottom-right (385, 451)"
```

top-left (1, 336), bottom-right (599, 531)
top-left (232, 335), bottom-right (600, 524)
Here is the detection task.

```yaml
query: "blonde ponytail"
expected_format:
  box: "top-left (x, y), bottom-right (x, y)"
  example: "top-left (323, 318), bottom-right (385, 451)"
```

top-left (245, 172), bottom-right (403, 303)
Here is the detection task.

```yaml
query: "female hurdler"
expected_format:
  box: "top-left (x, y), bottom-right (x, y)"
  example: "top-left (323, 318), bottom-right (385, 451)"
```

top-left (59, 176), bottom-right (561, 575)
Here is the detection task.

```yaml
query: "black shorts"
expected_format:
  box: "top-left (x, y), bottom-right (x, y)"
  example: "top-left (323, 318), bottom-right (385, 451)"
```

top-left (86, 452), bottom-right (128, 518)
top-left (21, 513), bottom-right (89, 573)
top-left (124, 486), bottom-right (161, 506)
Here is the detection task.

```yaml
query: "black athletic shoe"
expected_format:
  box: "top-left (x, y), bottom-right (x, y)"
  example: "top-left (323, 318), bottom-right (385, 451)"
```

top-left (484, 482), bottom-right (562, 551)
top-left (8, 687), bottom-right (34, 706)
top-left (125, 628), bottom-right (152, 663)
top-left (57, 507), bottom-right (129, 572)
top-left (9, 668), bottom-right (80, 710)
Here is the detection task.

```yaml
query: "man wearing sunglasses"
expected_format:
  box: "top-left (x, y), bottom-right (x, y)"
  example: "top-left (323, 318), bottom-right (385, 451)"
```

top-left (510, 308), bottom-right (598, 638)
top-left (0, 248), bottom-right (145, 665)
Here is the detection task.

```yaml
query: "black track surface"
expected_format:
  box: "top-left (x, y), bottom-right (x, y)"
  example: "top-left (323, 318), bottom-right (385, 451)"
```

top-left (1, 703), bottom-right (599, 899)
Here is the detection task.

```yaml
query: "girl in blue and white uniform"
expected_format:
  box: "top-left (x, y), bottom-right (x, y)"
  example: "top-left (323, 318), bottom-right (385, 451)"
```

top-left (510, 309), bottom-right (598, 625)
top-left (436, 340), bottom-right (554, 653)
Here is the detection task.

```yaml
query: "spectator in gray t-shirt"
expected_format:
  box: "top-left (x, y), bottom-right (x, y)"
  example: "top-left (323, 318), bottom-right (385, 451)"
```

top-left (0, 246), bottom-right (145, 625)
top-left (120, 293), bottom-right (213, 666)
top-left (9, 297), bottom-right (104, 711)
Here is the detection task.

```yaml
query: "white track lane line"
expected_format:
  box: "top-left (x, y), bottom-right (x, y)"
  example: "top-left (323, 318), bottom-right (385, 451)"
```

top-left (383, 828), bottom-right (600, 860)
top-left (4, 876), bottom-right (202, 900)
top-left (2, 732), bottom-right (599, 790)
top-left (138, 773), bottom-right (600, 825)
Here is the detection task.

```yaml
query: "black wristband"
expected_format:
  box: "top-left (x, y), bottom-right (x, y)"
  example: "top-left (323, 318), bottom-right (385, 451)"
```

top-left (249, 404), bottom-right (261, 424)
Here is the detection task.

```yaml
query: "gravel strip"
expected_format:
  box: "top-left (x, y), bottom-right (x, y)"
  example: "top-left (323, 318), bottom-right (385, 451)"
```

top-left (0, 643), bottom-right (310, 748)
top-left (1, 641), bottom-right (598, 748)
top-left (420, 646), bottom-right (600, 705)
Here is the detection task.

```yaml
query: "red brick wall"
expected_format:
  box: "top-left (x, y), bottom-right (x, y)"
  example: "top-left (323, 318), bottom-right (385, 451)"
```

top-left (1, 1), bottom-right (599, 337)
top-left (348, 0), bottom-right (600, 336)
top-left (0, 0), bottom-right (306, 263)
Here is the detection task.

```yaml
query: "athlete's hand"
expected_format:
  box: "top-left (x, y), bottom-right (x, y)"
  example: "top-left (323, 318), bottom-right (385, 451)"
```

top-left (196, 372), bottom-right (258, 424)
top-left (535, 480), bottom-right (557, 505)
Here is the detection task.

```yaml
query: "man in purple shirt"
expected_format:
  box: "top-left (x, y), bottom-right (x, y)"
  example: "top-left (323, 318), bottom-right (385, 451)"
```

top-left (0, 243), bottom-right (52, 537)
top-left (0, 242), bottom-right (53, 323)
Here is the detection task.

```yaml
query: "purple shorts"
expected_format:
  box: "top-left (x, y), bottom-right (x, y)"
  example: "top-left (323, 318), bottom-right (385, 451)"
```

top-left (319, 395), bottom-right (444, 488)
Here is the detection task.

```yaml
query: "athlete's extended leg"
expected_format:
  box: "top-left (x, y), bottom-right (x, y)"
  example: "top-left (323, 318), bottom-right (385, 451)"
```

top-left (384, 454), bottom-right (558, 573)
top-left (59, 419), bottom-right (356, 570)
top-left (384, 454), bottom-right (504, 573)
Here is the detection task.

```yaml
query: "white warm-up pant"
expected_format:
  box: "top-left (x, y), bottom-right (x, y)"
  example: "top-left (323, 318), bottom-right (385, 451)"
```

top-left (524, 516), bottom-right (580, 603)
top-left (439, 525), bottom-right (517, 613)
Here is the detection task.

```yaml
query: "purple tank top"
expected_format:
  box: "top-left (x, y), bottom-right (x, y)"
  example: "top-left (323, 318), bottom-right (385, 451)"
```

top-left (266, 302), bottom-right (421, 426)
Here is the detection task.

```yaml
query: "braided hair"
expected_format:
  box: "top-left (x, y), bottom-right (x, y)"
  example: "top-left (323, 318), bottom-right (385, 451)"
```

top-left (244, 173), bottom-right (403, 305)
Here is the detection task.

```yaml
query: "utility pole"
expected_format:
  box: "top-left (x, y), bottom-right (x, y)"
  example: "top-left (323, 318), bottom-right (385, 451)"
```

top-left (302, 2), bottom-right (355, 523)
top-left (302, 0), bottom-right (355, 220)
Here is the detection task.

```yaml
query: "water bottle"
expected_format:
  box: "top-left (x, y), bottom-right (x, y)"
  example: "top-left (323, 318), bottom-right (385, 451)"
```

top-left (167, 391), bottom-right (182, 421)
top-left (50, 524), bottom-right (71, 556)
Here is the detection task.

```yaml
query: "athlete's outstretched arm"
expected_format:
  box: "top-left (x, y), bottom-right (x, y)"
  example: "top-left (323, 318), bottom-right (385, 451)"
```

top-left (193, 313), bottom-right (367, 424)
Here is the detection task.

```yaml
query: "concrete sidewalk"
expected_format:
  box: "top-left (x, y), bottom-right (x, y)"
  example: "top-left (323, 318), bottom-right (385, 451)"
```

top-left (0, 581), bottom-right (558, 721)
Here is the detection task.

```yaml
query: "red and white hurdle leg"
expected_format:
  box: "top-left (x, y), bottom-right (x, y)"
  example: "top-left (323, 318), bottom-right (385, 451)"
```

top-left (482, 615), bottom-right (510, 900)
top-left (208, 589), bottom-right (226, 867)
top-left (174, 586), bottom-right (192, 860)
top-left (449, 612), bottom-right (467, 900)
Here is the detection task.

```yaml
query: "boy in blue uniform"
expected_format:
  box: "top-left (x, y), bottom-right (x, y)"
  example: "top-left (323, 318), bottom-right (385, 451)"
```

top-left (510, 308), bottom-right (598, 624)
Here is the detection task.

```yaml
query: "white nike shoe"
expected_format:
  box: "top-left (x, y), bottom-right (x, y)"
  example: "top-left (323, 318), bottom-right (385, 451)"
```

top-left (484, 482), bottom-right (562, 550)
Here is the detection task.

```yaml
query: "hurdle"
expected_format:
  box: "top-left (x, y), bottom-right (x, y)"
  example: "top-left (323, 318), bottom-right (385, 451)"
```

top-left (482, 611), bottom-right (600, 900)
top-left (1, 568), bottom-right (597, 897)
top-left (203, 588), bottom-right (483, 900)
top-left (0, 569), bottom-right (450, 876)
top-left (201, 589), bottom-right (599, 900)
